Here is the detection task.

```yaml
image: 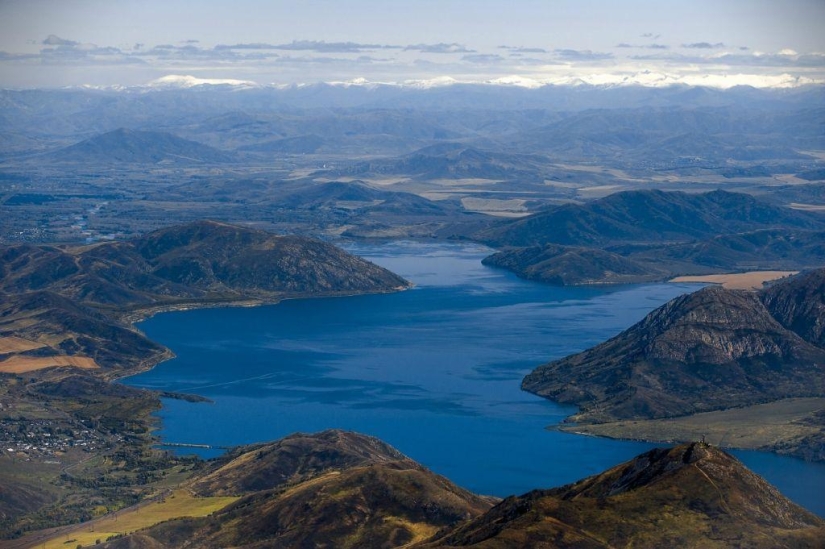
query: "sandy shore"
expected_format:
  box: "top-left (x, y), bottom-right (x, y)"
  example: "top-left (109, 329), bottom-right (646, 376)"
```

top-left (670, 270), bottom-right (798, 290)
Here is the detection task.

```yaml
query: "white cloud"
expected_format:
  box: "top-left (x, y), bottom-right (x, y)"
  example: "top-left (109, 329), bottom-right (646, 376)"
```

top-left (147, 74), bottom-right (259, 88)
top-left (2, 35), bottom-right (824, 89)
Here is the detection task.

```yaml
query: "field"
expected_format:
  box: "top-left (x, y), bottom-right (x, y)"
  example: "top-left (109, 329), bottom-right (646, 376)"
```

top-left (0, 337), bottom-right (46, 354)
top-left (24, 490), bottom-right (238, 549)
top-left (560, 397), bottom-right (825, 451)
top-left (669, 270), bottom-right (798, 290)
top-left (0, 356), bottom-right (99, 374)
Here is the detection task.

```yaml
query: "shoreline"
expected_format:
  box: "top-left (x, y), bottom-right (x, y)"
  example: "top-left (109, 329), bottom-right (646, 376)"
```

top-left (550, 397), bottom-right (825, 463)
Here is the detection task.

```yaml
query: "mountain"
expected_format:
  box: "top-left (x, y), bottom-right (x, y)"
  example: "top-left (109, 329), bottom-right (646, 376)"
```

top-left (476, 189), bottom-right (825, 248)
top-left (482, 244), bottom-right (662, 285)
top-left (522, 272), bottom-right (825, 423)
top-left (100, 431), bottom-right (492, 549)
top-left (0, 220), bottom-right (409, 313)
top-left (276, 180), bottom-right (453, 216)
top-left (425, 443), bottom-right (825, 548)
top-left (41, 128), bottom-right (237, 164)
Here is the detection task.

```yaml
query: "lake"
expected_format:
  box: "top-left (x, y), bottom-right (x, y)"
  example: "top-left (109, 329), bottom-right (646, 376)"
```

top-left (126, 240), bottom-right (825, 516)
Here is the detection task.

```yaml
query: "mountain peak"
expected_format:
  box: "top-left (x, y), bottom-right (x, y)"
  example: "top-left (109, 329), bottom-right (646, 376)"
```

top-left (45, 128), bottom-right (236, 164)
top-left (428, 442), bottom-right (824, 547)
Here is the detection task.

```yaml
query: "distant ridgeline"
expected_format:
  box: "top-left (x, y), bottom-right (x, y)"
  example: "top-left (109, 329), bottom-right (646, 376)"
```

top-left (0, 220), bottom-right (410, 376)
top-left (479, 189), bottom-right (825, 286)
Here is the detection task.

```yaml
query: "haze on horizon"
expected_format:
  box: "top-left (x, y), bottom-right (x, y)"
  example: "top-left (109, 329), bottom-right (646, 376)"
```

top-left (1, 0), bottom-right (824, 89)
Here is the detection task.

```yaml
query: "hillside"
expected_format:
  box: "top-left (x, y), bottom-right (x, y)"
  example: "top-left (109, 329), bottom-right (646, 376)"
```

top-left (482, 244), bottom-right (662, 285)
top-left (476, 189), bottom-right (824, 248)
top-left (522, 272), bottom-right (825, 423)
top-left (482, 226), bottom-right (825, 287)
top-left (99, 431), bottom-right (492, 549)
top-left (0, 291), bottom-right (169, 373)
top-left (425, 443), bottom-right (825, 548)
top-left (330, 143), bottom-right (548, 181)
top-left (41, 128), bottom-right (237, 164)
top-left (276, 180), bottom-right (453, 216)
top-left (627, 228), bottom-right (825, 271)
top-left (1, 220), bottom-right (409, 314)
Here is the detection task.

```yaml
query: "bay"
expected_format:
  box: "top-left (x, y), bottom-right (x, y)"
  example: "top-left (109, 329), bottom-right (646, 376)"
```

top-left (126, 241), bottom-right (825, 516)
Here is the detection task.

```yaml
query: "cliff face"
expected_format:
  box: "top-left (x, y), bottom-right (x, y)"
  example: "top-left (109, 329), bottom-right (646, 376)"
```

top-left (424, 443), bottom-right (825, 548)
top-left (761, 268), bottom-right (825, 348)
top-left (522, 271), bottom-right (825, 423)
top-left (639, 287), bottom-right (812, 364)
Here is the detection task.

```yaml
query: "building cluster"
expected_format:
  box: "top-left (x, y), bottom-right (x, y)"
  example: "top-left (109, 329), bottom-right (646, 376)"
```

top-left (0, 418), bottom-right (118, 461)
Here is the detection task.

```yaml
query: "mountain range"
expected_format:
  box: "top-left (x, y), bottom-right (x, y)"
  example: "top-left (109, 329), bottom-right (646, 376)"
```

top-left (479, 189), bottom-right (825, 285)
top-left (90, 432), bottom-right (823, 548)
top-left (477, 189), bottom-right (824, 248)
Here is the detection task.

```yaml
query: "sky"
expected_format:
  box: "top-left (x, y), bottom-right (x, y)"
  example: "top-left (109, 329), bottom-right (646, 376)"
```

top-left (0, 0), bottom-right (824, 89)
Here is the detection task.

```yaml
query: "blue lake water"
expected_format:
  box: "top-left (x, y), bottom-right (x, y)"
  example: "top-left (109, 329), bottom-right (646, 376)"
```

top-left (125, 241), bottom-right (825, 516)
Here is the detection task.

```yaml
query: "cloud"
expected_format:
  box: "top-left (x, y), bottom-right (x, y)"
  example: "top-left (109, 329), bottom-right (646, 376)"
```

top-left (275, 55), bottom-right (354, 65)
top-left (616, 43), bottom-right (669, 50)
top-left (271, 40), bottom-right (396, 53)
top-left (630, 50), bottom-right (825, 68)
top-left (42, 35), bottom-right (78, 46)
top-left (0, 51), bottom-right (40, 61)
top-left (499, 45), bottom-right (548, 54)
top-left (554, 49), bottom-right (614, 61)
top-left (641, 33), bottom-right (661, 40)
top-left (405, 43), bottom-right (474, 54)
top-left (683, 42), bottom-right (726, 49)
top-left (211, 40), bottom-right (400, 54)
top-left (462, 53), bottom-right (504, 64)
